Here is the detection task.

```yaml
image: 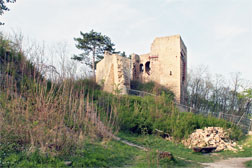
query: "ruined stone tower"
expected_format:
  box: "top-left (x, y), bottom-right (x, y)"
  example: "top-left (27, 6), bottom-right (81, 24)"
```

top-left (132, 35), bottom-right (187, 103)
top-left (96, 35), bottom-right (187, 103)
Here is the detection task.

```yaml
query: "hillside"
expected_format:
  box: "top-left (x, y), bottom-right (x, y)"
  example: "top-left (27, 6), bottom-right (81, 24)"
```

top-left (0, 34), bottom-right (250, 167)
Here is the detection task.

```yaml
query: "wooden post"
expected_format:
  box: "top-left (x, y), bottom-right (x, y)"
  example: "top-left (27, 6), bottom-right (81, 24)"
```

top-left (249, 119), bottom-right (252, 132)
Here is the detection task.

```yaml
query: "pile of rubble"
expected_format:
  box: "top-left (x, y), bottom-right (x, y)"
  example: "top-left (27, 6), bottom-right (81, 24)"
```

top-left (182, 127), bottom-right (242, 152)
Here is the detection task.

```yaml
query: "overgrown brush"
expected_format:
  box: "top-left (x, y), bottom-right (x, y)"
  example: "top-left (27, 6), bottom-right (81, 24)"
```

top-left (0, 33), bottom-right (244, 168)
top-left (104, 93), bottom-right (244, 140)
top-left (0, 35), bottom-right (119, 156)
top-left (130, 80), bottom-right (175, 97)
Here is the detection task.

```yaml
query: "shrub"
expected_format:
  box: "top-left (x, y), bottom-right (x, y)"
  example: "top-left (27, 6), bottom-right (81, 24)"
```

top-left (105, 93), bottom-right (244, 140)
top-left (130, 80), bottom-right (175, 97)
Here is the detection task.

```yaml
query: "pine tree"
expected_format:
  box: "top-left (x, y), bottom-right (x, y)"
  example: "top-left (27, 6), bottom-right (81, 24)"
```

top-left (0, 0), bottom-right (16, 25)
top-left (72, 30), bottom-right (115, 78)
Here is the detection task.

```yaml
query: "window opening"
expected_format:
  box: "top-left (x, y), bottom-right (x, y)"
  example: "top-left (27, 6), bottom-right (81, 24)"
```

top-left (145, 61), bottom-right (150, 75)
top-left (182, 61), bottom-right (186, 81)
top-left (140, 64), bottom-right (144, 72)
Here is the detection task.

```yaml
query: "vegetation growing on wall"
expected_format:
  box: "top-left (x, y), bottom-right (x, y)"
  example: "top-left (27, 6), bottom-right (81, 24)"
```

top-left (130, 80), bottom-right (175, 97)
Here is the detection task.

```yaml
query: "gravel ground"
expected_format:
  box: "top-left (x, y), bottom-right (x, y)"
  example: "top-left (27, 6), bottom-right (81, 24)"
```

top-left (202, 157), bottom-right (252, 168)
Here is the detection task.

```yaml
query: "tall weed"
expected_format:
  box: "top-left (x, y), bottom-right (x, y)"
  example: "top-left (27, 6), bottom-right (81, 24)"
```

top-left (0, 35), bottom-right (119, 155)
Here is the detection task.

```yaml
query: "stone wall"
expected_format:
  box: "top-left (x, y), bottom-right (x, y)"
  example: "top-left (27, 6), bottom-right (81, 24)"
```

top-left (96, 35), bottom-right (187, 103)
top-left (96, 52), bottom-right (130, 95)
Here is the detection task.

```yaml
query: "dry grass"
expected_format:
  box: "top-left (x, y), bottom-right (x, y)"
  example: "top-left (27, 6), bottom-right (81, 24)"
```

top-left (0, 34), bottom-right (119, 155)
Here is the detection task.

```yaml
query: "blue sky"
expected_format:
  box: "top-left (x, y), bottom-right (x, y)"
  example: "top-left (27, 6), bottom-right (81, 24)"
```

top-left (1, 0), bottom-right (252, 80)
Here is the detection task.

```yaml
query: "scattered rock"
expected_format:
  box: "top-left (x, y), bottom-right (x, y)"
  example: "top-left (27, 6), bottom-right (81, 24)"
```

top-left (182, 127), bottom-right (239, 152)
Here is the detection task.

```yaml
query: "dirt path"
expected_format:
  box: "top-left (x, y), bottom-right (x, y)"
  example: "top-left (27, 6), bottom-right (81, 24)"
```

top-left (112, 135), bottom-right (149, 151)
top-left (112, 134), bottom-right (252, 168)
top-left (202, 157), bottom-right (252, 168)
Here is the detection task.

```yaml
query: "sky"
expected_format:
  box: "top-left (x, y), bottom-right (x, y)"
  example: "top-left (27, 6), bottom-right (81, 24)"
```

top-left (1, 0), bottom-right (252, 80)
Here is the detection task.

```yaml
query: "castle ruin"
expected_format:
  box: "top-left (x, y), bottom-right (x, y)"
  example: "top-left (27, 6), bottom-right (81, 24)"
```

top-left (96, 34), bottom-right (187, 103)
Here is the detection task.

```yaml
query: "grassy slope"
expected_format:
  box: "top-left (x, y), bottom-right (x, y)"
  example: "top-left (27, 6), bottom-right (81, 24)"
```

top-left (246, 160), bottom-right (252, 168)
top-left (0, 133), bottom-right (203, 168)
top-left (118, 132), bottom-right (215, 167)
top-left (0, 117), bottom-right (251, 167)
top-left (67, 133), bottom-right (251, 168)
top-left (116, 132), bottom-right (252, 168)
top-left (1, 34), bottom-right (250, 167)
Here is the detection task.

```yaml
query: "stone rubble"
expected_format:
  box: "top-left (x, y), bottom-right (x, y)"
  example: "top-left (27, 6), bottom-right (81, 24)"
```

top-left (182, 127), bottom-right (243, 152)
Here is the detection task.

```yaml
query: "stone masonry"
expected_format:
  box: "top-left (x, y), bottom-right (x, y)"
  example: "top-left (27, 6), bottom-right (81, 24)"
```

top-left (96, 51), bottom-right (131, 95)
top-left (96, 35), bottom-right (187, 103)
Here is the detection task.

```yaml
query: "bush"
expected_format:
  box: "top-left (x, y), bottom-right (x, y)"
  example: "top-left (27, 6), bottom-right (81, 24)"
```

top-left (105, 93), bottom-right (244, 140)
top-left (130, 80), bottom-right (175, 97)
top-left (115, 94), bottom-right (173, 134)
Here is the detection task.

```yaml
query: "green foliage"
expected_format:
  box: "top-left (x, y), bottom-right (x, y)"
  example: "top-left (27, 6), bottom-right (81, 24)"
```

top-left (0, 35), bottom-right (42, 92)
top-left (112, 94), bottom-right (172, 134)
top-left (119, 51), bottom-right (127, 57)
top-left (118, 133), bottom-right (210, 167)
top-left (130, 80), bottom-right (175, 97)
top-left (2, 152), bottom-right (66, 168)
top-left (246, 160), bottom-right (252, 168)
top-left (0, 140), bottom-right (137, 168)
top-left (131, 80), bottom-right (155, 92)
top-left (0, 143), bottom-right (66, 167)
top-left (0, 0), bottom-right (16, 25)
top-left (107, 92), bottom-right (244, 140)
top-left (90, 84), bottom-right (244, 140)
top-left (69, 140), bottom-right (138, 167)
top-left (72, 30), bottom-right (115, 72)
top-left (0, 32), bottom-right (246, 167)
top-left (0, 35), bottom-right (107, 155)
